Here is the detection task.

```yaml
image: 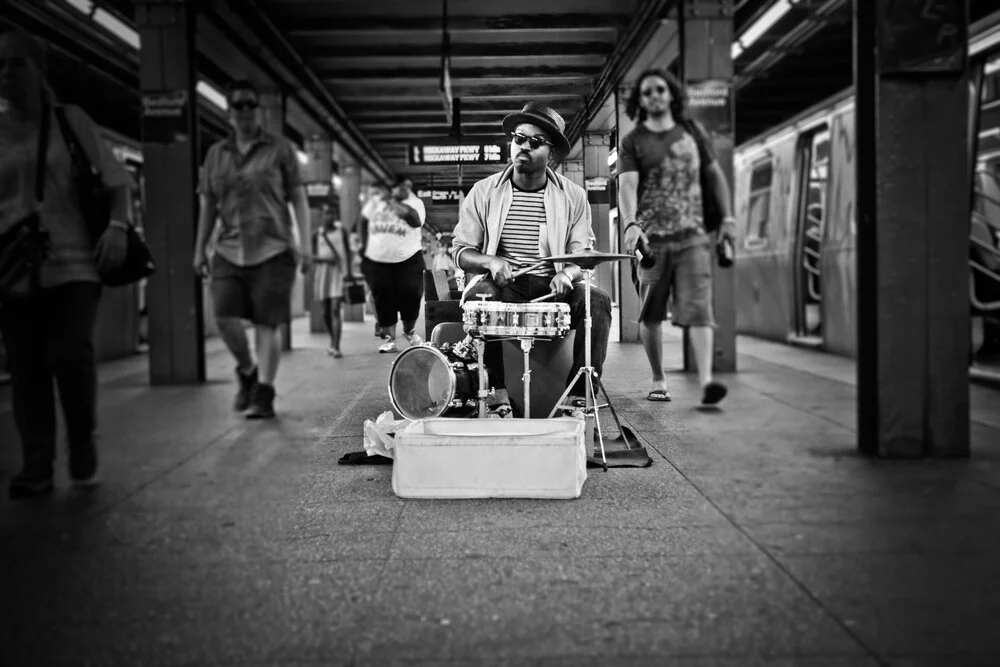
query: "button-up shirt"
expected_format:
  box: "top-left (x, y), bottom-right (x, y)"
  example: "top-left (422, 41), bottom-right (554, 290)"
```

top-left (198, 130), bottom-right (303, 267)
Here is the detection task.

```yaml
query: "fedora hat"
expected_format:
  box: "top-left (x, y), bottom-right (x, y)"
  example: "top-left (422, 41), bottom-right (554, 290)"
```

top-left (502, 103), bottom-right (571, 157)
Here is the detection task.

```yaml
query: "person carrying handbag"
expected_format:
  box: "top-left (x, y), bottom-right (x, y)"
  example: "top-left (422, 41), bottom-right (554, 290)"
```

top-left (0, 30), bottom-right (134, 499)
top-left (312, 207), bottom-right (353, 357)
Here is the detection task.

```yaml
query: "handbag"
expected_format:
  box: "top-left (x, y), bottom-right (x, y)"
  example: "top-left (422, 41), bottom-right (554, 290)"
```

top-left (0, 108), bottom-right (52, 301)
top-left (54, 106), bottom-right (155, 287)
top-left (344, 276), bottom-right (366, 306)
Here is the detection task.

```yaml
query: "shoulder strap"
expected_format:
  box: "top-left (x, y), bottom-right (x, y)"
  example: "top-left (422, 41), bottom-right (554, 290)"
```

top-left (321, 230), bottom-right (341, 263)
top-left (53, 105), bottom-right (95, 175)
top-left (34, 105), bottom-right (52, 203)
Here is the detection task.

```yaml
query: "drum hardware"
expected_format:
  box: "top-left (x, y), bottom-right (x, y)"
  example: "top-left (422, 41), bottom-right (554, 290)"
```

top-left (425, 249), bottom-right (638, 470)
top-left (541, 248), bottom-right (638, 471)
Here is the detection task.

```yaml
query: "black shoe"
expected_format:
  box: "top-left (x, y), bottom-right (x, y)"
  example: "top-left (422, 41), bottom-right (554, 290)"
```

top-left (9, 472), bottom-right (54, 500)
top-left (245, 382), bottom-right (276, 419)
top-left (69, 440), bottom-right (99, 487)
top-left (234, 366), bottom-right (258, 412)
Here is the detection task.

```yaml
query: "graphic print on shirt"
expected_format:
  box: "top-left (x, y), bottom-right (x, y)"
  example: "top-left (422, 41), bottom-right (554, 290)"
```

top-left (367, 202), bottom-right (412, 239)
top-left (637, 133), bottom-right (704, 236)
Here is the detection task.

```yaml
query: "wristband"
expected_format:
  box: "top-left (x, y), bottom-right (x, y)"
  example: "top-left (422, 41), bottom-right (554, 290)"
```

top-left (623, 222), bottom-right (642, 235)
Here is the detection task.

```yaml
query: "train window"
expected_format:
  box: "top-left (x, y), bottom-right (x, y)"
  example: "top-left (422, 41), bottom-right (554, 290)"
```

top-left (746, 159), bottom-right (773, 245)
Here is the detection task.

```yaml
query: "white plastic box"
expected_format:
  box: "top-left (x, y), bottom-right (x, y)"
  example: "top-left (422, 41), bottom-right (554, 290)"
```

top-left (392, 417), bottom-right (588, 499)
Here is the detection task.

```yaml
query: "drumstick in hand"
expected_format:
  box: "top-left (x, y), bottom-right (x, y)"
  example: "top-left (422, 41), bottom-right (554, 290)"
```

top-left (530, 292), bottom-right (557, 303)
top-left (510, 260), bottom-right (548, 279)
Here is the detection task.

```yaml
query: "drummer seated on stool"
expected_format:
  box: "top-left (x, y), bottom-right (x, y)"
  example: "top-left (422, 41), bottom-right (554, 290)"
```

top-left (451, 102), bottom-right (612, 417)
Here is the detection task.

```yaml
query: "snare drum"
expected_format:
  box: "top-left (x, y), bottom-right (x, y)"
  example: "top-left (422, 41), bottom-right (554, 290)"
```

top-left (462, 300), bottom-right (571, 338)
top-left (388, 344), bottom-right (480, 420)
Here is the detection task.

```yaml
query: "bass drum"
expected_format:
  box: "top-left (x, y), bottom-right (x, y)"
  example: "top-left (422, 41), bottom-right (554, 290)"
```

top-left (388, 344), bottom-right (479, 420)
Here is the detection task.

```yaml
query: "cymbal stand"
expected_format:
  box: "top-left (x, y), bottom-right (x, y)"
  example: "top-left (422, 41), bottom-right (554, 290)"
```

top-left (546, 267), bottom-right (636, 472)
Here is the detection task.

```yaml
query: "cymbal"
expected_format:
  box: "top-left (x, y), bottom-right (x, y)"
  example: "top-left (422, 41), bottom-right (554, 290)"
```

top-left (541, 249), bottom-right (636, 269)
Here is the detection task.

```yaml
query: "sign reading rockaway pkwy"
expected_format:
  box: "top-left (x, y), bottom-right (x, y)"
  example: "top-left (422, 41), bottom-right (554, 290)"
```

top-left (408, 141), bottom-right (506, 166)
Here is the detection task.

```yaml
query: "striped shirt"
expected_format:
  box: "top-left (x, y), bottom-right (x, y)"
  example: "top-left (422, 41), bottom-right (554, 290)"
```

top-left (497, 185), bottom-right (553, 277)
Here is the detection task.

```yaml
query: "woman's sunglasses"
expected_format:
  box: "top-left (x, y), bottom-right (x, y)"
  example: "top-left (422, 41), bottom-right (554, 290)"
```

top-left (641, 85), bottom-right (667, 97)
top-left (511, 132), bottom-right (552, 150)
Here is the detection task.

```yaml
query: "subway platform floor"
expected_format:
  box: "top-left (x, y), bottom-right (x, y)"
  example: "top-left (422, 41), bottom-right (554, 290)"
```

top-left (1, 313), bottom-right (999, 666)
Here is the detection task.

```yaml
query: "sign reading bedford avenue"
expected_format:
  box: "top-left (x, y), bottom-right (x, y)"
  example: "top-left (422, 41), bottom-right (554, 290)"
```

top-left (408, 141), bottom-right (506, 166)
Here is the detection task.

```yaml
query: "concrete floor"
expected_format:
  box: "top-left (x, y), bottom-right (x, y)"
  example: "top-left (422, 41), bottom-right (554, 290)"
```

top-left (1, 312), bottom-right (999, 666)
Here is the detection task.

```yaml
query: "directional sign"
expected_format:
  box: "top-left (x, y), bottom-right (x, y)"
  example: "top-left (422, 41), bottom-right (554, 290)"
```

top-left (409, 141), bottom-right (506, 166)
top-left (416, 187), bottom-right (464, 204)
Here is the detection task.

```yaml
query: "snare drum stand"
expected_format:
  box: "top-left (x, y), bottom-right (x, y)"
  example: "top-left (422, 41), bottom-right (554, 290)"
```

top-left (547, 267), bottom-right (634, 472)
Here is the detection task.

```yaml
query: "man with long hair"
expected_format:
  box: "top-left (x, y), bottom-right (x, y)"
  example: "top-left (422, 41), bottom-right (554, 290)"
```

top-left (618, 68), bottom-right (737, 406)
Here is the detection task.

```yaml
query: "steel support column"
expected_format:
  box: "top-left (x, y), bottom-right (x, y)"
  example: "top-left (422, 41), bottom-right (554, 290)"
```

top-left (584, 131), bottom-right (614, 294)
top-left (304, 135), bottom-right (334, 334)
top-left (136, 0), bottom-right (205, 385)
top-left (679, 0), bottom-right (737, 374)
top-left (855, 0), bottom-right (970, 457)
top-left (563, 159), bottom-right (585, 190)
top-left (336, 145), bottom-right (364, 323)
top-left (615, 85), bottom-right (641, 342)
top-left (258, 89), bottom-right (296, 351)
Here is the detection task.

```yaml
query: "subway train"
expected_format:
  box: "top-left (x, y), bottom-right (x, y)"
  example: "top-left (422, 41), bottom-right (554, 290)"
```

top-left (731, 12), bottom-right (1000, 379)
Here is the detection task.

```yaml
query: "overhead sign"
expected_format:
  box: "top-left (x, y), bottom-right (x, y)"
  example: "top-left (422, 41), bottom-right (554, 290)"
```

top-left (416, 187), bottom-right (464, 204)
top-left (408, 141), bottom-right (505, 166)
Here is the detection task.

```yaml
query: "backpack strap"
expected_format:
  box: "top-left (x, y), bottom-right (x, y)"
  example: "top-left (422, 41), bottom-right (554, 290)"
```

top-left (34, 104), bottom-right (51, 205)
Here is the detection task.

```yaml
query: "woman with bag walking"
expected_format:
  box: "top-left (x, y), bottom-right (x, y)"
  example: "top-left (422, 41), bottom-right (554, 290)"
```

top-left (313, 207), bottom-right (352, 357)
top-left (0, 30), bottom-right (133, 499)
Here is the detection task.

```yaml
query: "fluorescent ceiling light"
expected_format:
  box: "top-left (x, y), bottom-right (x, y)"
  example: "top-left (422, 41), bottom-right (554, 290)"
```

top-left (986, 54), bottom-right (1000, 76)
top-left (297, 150), bottom-right (309, 165)
top-left (93, 7), bottom-right (140, 50)
top-left (737, 0), bottom-right (794, 52)
top-left (607, 148), bottom-right (617, 167)
top-left (196, 80), bottom-right (228, 111)
top-left (731, 42), bottom-right (744, 59)
top-left (64, 0), bottom-right (93, 13)
top-left (971, 25), bottom-right (1000, 56)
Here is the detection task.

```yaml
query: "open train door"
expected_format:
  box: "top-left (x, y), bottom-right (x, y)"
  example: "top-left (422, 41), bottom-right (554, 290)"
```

top-left (790, 127), bottom-right (832, 346)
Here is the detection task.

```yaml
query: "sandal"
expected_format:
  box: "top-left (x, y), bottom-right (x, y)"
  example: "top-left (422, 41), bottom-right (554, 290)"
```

top-left (647, 388), bottom-right (672, 402)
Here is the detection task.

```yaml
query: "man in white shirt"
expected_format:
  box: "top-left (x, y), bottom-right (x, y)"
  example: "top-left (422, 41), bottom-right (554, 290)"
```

top-left (358, 176), bottom-right (427, 353)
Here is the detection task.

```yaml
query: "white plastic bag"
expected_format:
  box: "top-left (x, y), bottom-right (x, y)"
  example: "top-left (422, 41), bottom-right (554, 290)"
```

top-left (362, 411), bottom-right (411, 459)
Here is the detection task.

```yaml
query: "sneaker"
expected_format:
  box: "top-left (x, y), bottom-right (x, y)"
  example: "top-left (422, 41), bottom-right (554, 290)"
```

top-left (245, 383), bottom-right (276, 419)
top-left (69, 440), bottom-right (99, 487)
top-left (234, 366), bottom-right (258, 412)
top-left (9, 471), bottom-right (54, 500)
top-left (403, 331), bottom-right (423, 346)
top-left (378, 337), bottom-right (398, 354)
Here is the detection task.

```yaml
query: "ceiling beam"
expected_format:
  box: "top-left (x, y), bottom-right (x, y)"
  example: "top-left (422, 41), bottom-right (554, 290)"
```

top-left (318, 66), bottom-right (604, 81)
top-left (279, 14), bottom-right (629, 35)
top-left (310, 55), bottom-right (609, 71)
top-left (299, 42), bottom-right (616, 59)
top-left (347, 108), bottom-right (576, 121)
top-left (324, 80), bottom-right (594, 95)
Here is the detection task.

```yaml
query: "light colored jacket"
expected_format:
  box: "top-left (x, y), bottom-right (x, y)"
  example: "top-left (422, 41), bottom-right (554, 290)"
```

top-left (451, 164), bottom-right (594, 302)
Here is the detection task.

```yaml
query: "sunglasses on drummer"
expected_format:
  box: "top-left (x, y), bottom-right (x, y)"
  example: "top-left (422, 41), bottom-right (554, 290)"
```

top-left (511, 132), bottom-right (553, 150)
